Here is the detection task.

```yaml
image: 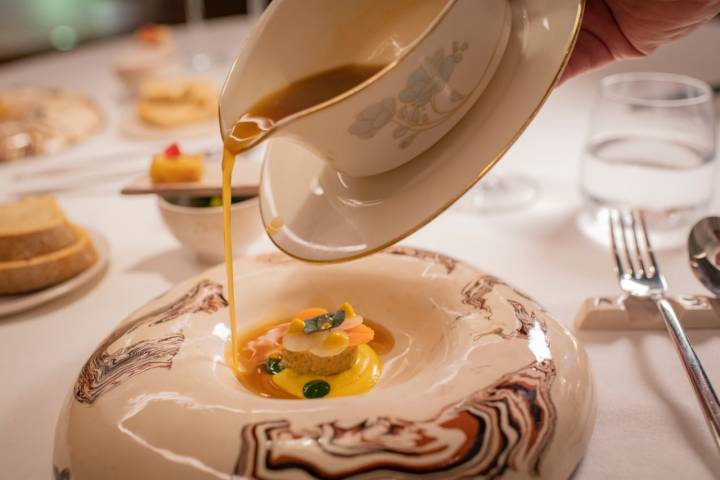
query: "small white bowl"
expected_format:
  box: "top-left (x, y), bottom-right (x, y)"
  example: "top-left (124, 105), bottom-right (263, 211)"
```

top-left (157, 196), bottom-right (264, 264)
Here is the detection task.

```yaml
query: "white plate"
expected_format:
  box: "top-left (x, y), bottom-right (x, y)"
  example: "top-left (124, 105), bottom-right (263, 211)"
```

top-left (0, 229), bottom-right (110, 317)
top-left (259, 0), bottom-right (583, 262)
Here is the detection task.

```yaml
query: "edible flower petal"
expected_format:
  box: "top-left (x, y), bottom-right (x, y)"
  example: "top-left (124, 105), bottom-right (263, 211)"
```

top-left (345, 324), bottom-right (375, 346)
top-left (340, 302), bottom-right (356, 319)
top-left (322, 332), bottom-right (349, 351)
top-left (287, 318), bottom-right (305, 335)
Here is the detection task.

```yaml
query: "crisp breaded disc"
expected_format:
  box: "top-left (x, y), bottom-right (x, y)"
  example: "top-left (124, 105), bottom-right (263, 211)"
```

top-left (281, 347), bottom-right (357, 376)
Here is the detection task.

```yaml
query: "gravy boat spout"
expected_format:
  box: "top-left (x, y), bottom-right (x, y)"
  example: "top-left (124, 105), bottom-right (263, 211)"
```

top-left (220, 0), bottom-right (511, 177)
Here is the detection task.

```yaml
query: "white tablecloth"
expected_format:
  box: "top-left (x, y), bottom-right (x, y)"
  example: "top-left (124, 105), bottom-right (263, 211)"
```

top-left (1, 15), bottom-right (719, 480)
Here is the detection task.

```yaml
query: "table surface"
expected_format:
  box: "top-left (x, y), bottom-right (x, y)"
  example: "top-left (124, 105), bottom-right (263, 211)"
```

top-left (1, 15), bottom-right (719, 480)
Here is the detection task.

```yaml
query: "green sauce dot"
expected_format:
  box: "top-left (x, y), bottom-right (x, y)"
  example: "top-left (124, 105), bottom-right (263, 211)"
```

top-left (303, 380), bottom-right (330, 399)
top-left (264, 357), bottom-right (284, 375)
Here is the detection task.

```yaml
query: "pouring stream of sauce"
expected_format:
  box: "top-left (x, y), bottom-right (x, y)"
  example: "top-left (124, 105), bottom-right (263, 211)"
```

top-left (221, 64), bottom-right (384, 370)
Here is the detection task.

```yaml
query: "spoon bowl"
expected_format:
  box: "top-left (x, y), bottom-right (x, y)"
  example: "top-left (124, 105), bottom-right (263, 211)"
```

top-left (688, 216), bottom-right (720, 297)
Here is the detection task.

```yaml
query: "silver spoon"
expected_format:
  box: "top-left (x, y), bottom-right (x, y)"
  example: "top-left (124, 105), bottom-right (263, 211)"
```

top-left (688, 216), bottom-right (720, 297)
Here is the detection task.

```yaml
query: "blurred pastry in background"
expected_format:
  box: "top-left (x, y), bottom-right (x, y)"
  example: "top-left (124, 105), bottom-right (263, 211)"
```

top-left (113, 24), bottom-right (176, 93)
top-left (136, 77), bottom-right (217, 128)
top-left (0, 87), bottom-right (103, 162)
top-left (150, 143), bottom-right (203, 183)
top-left (0, 196), bottom-right (97, 295)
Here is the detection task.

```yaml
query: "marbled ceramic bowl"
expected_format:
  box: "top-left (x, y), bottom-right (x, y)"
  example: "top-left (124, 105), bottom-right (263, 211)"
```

top-left (54, 248), bottom-right (595, 479)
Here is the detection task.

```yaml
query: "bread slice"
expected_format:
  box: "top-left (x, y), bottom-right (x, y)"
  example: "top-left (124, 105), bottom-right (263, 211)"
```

top-left (0, 196), bottom-right (77, 261)
top-left (0, 225), bottom-right (97, 295)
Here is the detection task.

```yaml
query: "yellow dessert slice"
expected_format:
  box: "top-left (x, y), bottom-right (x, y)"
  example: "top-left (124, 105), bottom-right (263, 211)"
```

top-left (0, 224), bottom-right (97, 295)
top-left (0, 196), bottom-right (77, 261)
top-left (150, 153), bottom-right (203, 183)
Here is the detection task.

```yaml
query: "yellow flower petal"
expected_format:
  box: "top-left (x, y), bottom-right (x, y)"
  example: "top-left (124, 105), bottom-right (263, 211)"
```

top-left (287, 318), bottom-right (306, 335)
top-left (323, 332), bottom-right (349, 350)
top-left (340, 302), bottom-right (356, 319)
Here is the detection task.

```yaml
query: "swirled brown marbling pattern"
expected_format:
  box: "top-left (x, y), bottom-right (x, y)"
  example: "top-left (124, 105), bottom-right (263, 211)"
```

top-left (234, 360), bottom-right (557, 479)
top-left (73, 280), bottom-right (227, 405)
top-left (462, 275), bottom-right (545, 319)
top-left (388, 246), bottom-right (459, 274)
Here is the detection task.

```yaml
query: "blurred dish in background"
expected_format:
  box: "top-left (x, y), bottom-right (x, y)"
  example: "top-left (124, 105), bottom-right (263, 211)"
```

top-left (121, 77), bottom-right (218, 139)
top-left (136, 77), bottom-right (217, 127)
top-left (0, 87), bottom-right (104, 162)
top-left (113, 24), bottom-right (177, 93)
top-left (121, 143), bottom-right (259, 197)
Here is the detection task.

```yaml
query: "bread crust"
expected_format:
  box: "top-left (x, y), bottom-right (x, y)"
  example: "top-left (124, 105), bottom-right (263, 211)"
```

top-left (0, 225), bottom-right (97, 295)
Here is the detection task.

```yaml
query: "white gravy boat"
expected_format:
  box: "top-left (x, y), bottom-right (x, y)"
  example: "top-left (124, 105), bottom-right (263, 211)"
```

top-left (220, 0), bottom-right (511, 177)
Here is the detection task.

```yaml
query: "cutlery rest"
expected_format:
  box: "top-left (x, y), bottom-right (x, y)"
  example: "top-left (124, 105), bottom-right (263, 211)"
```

top-left (575, 294), bottom-right (720, 330)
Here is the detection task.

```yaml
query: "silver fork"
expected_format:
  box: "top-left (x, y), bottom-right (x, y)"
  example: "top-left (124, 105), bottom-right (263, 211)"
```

top-left (608, 208), bottom-right (720, 450)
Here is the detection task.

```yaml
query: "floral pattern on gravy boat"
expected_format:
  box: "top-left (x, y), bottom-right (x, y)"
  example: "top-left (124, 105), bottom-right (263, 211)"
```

top-left (349, 41), bottom-right (472, 150)
top-left (54, 248), bottom-right (595, 479)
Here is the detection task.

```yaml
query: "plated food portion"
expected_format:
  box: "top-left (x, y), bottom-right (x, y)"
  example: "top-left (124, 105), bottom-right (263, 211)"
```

top-left (122, 77), bottom-right (219, 139)
top-left (113, 24), bottom-right (176, 92)
top-left (54, 248), bottom-right (595, 480)
top-left (235, 303), bottom-right (392, 399)
top-left (0, 196), bottom-right (97, 295)
top-left (137, 78), bottom-right (217, 129)
top-left (0, 87), bottom-right (103, 162)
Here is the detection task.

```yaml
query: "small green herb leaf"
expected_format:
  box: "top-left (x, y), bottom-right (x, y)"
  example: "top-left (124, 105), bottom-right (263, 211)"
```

top-left (263, 357), bottom-right (284, 375)
top-left (303, 310), bottom-right (345, 334)
top-left (303, 380), bottom-right (331, 399)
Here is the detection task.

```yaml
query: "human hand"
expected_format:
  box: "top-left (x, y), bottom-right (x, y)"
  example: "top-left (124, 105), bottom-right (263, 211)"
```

top-left (561, 0), bottom-right (720, 82)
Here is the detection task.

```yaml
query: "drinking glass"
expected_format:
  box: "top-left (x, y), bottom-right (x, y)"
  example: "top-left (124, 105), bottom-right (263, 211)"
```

top-left (456, 173), bottom-right (540, 212)
top-left (578, 72), bottom-right (717, 248)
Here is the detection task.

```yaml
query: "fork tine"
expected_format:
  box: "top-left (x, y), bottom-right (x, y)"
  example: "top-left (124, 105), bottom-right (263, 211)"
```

top-left (629, 209), bottom-right (648, 277)
top-left (619, 209), bottom-right (639, 279)
top-left (608, 209), bottom-right (627, 281)
top-left (637, 210), bottom-right (660, 278)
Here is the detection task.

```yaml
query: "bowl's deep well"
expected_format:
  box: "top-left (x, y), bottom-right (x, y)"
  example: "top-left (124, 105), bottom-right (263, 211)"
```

top-left (54, 249), bottom-right (595, 480)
